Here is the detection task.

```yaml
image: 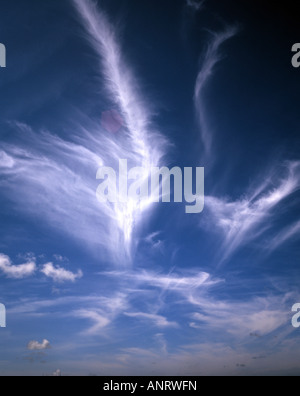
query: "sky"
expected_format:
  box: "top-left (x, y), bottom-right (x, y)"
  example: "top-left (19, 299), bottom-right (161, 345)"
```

top-left (0, 0), bottom-right (300, 376)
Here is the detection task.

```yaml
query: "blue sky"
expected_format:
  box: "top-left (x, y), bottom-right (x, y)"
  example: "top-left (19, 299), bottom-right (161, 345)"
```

top-left (0, 0), bottom-right (300, 376)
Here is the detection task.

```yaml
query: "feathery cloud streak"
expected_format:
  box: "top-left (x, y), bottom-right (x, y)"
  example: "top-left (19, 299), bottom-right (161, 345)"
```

top-left (205, 161), bottom-right (300, 262)
top-left (72, 0), bottom-right (169, 260)
top-left (267, 220), bottom-right (300, 252)
top-left (189, 294), bottom-right (290, 338)
top-left (105, 269), bottom-right (219, 292)
top-left (0, 0), bottom-right (169, 264)
top-left (194, 27), bottom-right (238, 156)
top-left (186, 0), bottom-right (205, 12)
top-left (124, 312), bottom-right (178, 328)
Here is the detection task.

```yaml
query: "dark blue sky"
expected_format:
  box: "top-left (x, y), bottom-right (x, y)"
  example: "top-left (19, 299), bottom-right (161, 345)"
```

top-left (0, 0), bottom-right (300, 376)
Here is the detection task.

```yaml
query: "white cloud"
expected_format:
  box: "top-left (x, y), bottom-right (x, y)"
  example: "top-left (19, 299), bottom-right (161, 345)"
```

top-left (0, 254), bottom-right (36, 279)
top-left (194, 27), bottom-right (238, 157)
top-left (206, 161), bottom-right (300, 262)
top-left (186, 0), bottom-right (205, 11)
top-left (52, 369), bottom-right (61, 377)
top-left (74, 310), bottom-right (111, 335)
top-left (41, 263), bottom-right (83, 283)
top-left (27, 339), bottom-right (51, 351)
top-left (103, 270), bottom-right (293, 341)
top-left (105, 269), bottom-right (220, 292)
top-left (71, 293), bottom-right (128, 335)
top-left (144, 232), bottom-right (165, 251)
top-left (0, 151), bottom-right (15, 169)
top-left (70, 0), bottom-right (169, 261)
top-left (124, 312), bottom-right (178, 328)
top-left (189, 295), bottom-right (290, 338)
top-left (8, 296), bottom-right (100, 316)
top-left (0, 0), bottom-right (169, 266)
top-left (267, 220), bottom-right (300, 252)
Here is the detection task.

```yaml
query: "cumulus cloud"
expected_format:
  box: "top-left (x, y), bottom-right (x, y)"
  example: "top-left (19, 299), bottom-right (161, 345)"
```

top-left (41, 263), bottom-right (83, 283)
top-left (27, 339), bottom-right (51, 351)
top-left (53, 369), bottom-right (61, 377)
top-left (0, 254), bottom-right (36, 279)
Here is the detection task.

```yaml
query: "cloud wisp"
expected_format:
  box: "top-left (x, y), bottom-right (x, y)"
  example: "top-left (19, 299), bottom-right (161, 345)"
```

top-left (186, 0), bottom-right (205, 12)
top-left (188, 294), bottom-right (290, 339)
top-left (194, 27), bottom-right (238, 158)
top-left (205, 161), bottom-right (300, 263)
top-left (105, 269), bottom-right (219, 293)
top-left (267, 220), bottom-right (300, 253)
top-left (71, 293), bottom-right (129, 336)
top-left (124, 312), bottom-right (178, 328)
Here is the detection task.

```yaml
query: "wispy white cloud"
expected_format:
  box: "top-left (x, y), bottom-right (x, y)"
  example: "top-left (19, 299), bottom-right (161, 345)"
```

top-left (155, 333), bottom-right (168, 355)
top-left (27, 339), bottom-right (51, 351)
top-left (124, 312), bottom-right (178, 328)
top-left (0, 0), bottom-right (169, 265)
top-left (74, 310), bottom-right (111, 335)
top-left (71, 293), bottom-right (128, 335)
top-left (8, 293), bottom-right (128, 336)
top-left (8, 296), bottom-right (100, 315)
top-left (194, 27), bottom-right (238, 156)
top-left (41, 263), bottom-right (83, 283)
top-left (105, 269), bottom-right (220, 292)
top-left (267, 220), bottom-right (300, 252)
top-left (144, 232), bottom-right (165, 251)
top-left (0, 254), bottom-right (36, 279)
top-left (71, 0), bottom-right (169, 261)
top-left (41, 336), bottom-right (300, 376)
top-left (188, 294), bottom-right (290, 339)
top-left (186, 0), bottom-right (205, 12)
top-left (205, 161), bottom-right (300, 262)
top-left (102, 269), bottom-right (294, 342)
